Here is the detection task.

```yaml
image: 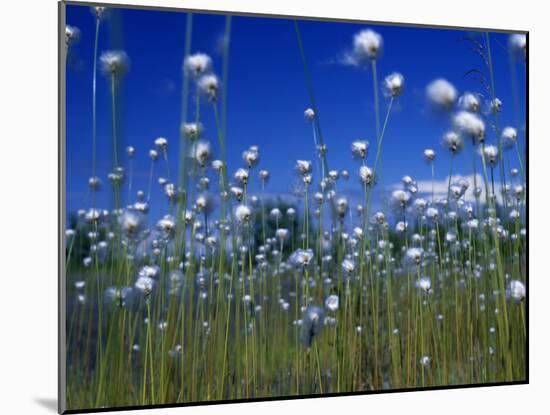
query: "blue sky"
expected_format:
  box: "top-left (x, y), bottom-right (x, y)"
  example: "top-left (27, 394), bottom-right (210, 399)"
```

top-left (65, 4), bottom-right (526, 220)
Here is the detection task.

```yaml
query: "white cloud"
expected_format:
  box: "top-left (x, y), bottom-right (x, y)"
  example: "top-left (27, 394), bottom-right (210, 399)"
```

top-left (392, 173), bottom-right (503, 204)
top-left (338, 52), bottom-right (361, 67)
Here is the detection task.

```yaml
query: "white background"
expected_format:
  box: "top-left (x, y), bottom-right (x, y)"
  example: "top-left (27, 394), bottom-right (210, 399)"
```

top-left (0, 0), bottom-right (545, 413)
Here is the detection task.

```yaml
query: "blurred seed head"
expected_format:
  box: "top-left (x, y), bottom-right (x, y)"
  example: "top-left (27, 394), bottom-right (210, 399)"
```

top-left (453, 111), bottom-right (485, 143)
top-left (441, 131), bottom-right (464, 155)
top-left (342, 258), bottom-right (355, 274)
top-left (290, 248), bottom-right (314, 269)
top-left (383, 72), bottom-right (405, 98)
top-left (154, 137), bottom-right (168, 153)
top-left (91, 6), bottom-right (107, 20)
top-left (183, 53), bottom-right (212, 78)
top-left (482, 145), bottom-right (499, 167)
top-left (359, 165), bottom-right (374, 186)
top-left (420, 355), bottom-right (431, 368)
top-left (416, 277), bottom-right (432, 294)
top-left (336, 196), bottom-right (349, 219)
top-left (100, 50), bottom-right (129, 78)
top-left (501, 126), bottom-right (518, 149)
top-left (198, 74), bottom-right (219, 102)
top-left (209, 160), bottom-right (223, 174)
top-left (242, 146), bottom-right (260, 168)
top-left (119, 209), bottom-right (144, 239)
top-left (490, 98), bottom-right (503, 114)
top-left (88, 176), bottom-right (102, 191)
top-left (423, 148), bottom-right (436, 162)
top-left (195, 193), bottom-right (214, 215)
top-left (300, 305), bottom-right (325, 347)
top-left (352, 29), bottom-right (383, 62)
top-left (181, 122), bottom-right (203, 141)
top-left (509, 34), bottom-right (527, 60)
top-left (458, 92), bottom-right (480, 113)
top-left (194, 140), bottom-right (212, 167)
top-left (234, 168), bottom-right (249, 185)
top-left (351, 140), bottom-right (369, 160)
top-left (286, 208), bottom-right (296, 219)
top-left (167, 270), bottom-right (185, 296)
top-left (235, 204), bottom-right (252, 224)
top-left (259, 169), bottom-right (270, 183)
top-left (508, 279), bottom-right (525, 302)
top-left (390, 190), bottom-right (412, 211)
top-left (65, 25), bottom-right (80, 46)
top-left (405, 247), bottom-right (424, 267)
top-left (324, 294), bottom-right (339, 312)
top-left (295, 160), bottom-right (312, 176)
top-left (135, 276), bottom-right (155, 298)
top-left (426, 79), bottom-right (457, 111)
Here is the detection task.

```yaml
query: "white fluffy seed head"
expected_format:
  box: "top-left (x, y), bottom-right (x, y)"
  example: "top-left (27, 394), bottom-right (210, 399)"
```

top-left (458, 92), bottom-right (480, 112)
top-left (211, 159), bottom-right (224, 173)
top-left (259, 169), bottom-right (270, 182)
top-left (406, 247), bottom-right (424, 265)
top-left (91, 6), bottom-right (107, 20)
top-left (423, 148), bottom-right (436, 162)
top-left (234, 168), bottom-right (249, 185)
top-left (391, 189), bottom-right (411, 210)
top-left (324, 294), bottom-right (339, 312)
top-left (490, 98), bottom-right (503, 114)
top-left (295, 160), bottom-right (312, 175)
top-left (353, 29), bottom-right (383, 62)
top-left (290, 248), bottom-right (314, 268)
top-left (119, 210), bottom-right (143, 238)
top-left (242, 147), bottom-right (260, 168)
top-left (351, 140), bottom-right (369, 160)
top-left (453, 111), bottom-right (486, 142)
top-left (342, 258), bottom-right (355, 274)
top-left (442, 131), bottom-right (464, 154)
top-left (195, 194), bottom-right (213, 214)
top-left (65, 25), bottom-right (80, 46)
top-left (275, 228), bottom-right (289, 241)
top-left (194, 140), bottom-right (211, 167)
top-left (154, 137), bottom-right (168, 152)
top-left (383, 72), bottom-right (405, 98)
top-left (198, 74), bottom-right (219, 101)
top-left (270, 208), bottom-right (282, 221)
top-left (235, 204), bottom-right (252, 224)
top-left (181, 122), bottom-right (203, 141)
top-left (417, 276), bottom-right (432, 293)
top-left (509, 34), bottom-right (527, 59)
top-left (420, 356), bottom-right (431, 367)
top-left (135, 276), bottom-right (154, 296)
top-left (359, 165), bottom-right (374, 186)
top-left (482, 145), bottom-right (499, 167)
top-left (88, 176), bottom-right (101, 191)
top-left (509, 279), bottom-right (526, 302)
top-left (336, 196), bottom-right (349, 218)
top-left (501, 126), bottom-right (518, 148)
top-left (183, 53), bottom-right (212, 78)
top-left (100, 50), bottom-right (129, 77)
top-left (426, 207), bottom-right (439, 222)
top-left (426, 79), bottom-right (457, 111)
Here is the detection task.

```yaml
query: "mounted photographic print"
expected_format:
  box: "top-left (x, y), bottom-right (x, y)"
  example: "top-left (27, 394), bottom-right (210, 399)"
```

top-left (59, 1), bottom-right (528, 413)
